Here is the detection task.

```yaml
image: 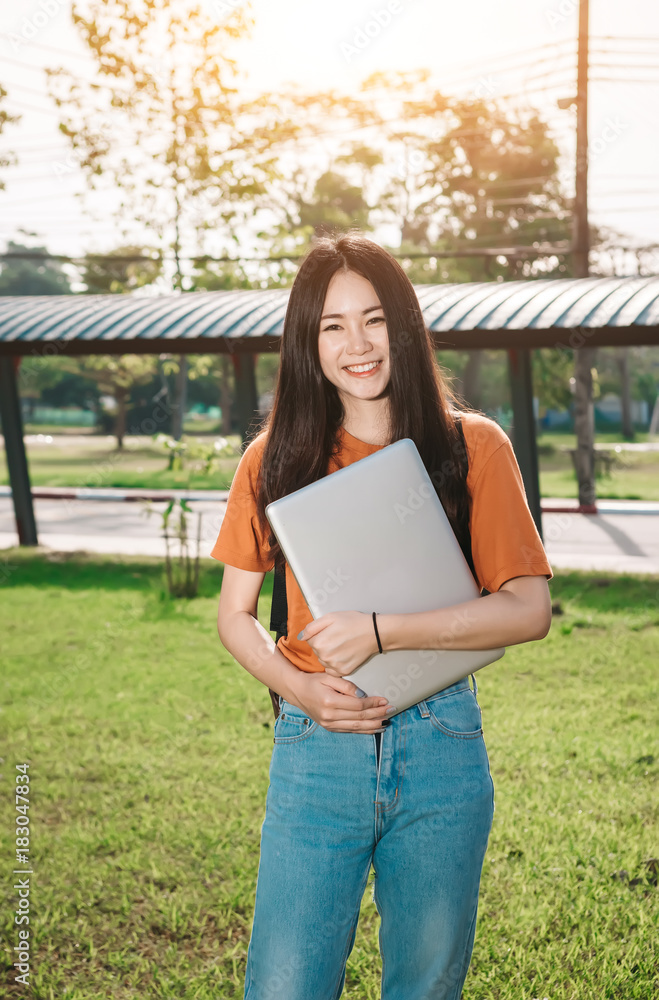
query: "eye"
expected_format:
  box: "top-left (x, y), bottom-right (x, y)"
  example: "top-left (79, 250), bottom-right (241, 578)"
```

top-left (321, 323), bottom-right (342, 332)
top-left (367, 315), bottom-right (385, 324)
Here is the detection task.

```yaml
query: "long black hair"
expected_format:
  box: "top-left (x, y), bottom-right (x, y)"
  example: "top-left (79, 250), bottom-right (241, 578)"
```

top-left (255, 231), bottom-right (473, 574)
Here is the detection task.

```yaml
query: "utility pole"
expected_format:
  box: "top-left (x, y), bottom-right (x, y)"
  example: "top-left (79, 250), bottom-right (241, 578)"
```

top-left (573, 0), bottom-right (589, 281)
top-left (572, 0), bottom-right (597, 509)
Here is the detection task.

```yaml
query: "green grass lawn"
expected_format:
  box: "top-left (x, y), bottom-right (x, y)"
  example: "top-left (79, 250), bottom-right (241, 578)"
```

top-left (538, 434), bottom-right (659, 501)
top-left (540, 462), bottom-right (659, 501)
top-left (3, 430), bottom-right (659, 500)
top-left (538, 434), bottom-right (659, 500)
top-left (0, 436), bottom-right (243, 492)
top-left (1, 553), bottom-right (657, 998)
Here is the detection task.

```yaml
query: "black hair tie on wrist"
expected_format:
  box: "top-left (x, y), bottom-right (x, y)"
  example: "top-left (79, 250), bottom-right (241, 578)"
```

top-left (372, 611), bottom-right (383, 654)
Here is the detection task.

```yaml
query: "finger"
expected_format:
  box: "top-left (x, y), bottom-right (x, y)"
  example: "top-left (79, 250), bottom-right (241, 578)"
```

top-left (335, 692), bottom-right (392, 713)
top-left (297, 616), bottom-right (329, 641)
top-left (323, 676), bottom-right (389, 705)
top-left (324, 702), bottom-right (393, 722)
top-left (325, 718), bottom-right (389, 733)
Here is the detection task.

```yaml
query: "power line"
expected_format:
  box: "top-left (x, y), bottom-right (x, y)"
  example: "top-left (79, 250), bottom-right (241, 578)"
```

top-left (590, 62), bottom-right (659, 71)
top-left (588, 190), bottom-right (659, 198)
top-left (0, 37), bottom-right (92, 61)
top-left (2, 32), bottom-right (655, 86)
top-left (591, 77), bottom-right (659, 84)
top-left (3, 48), bottom-right (581, 117)
top-left (0, 54), bottom-right (53, 76)
top-left (1, 99), bottom-right (52, 115)
top-left (591, 35), bottom-right (659, 43)
top-left (592, 206), bottom-right (659, 213)
top-left (0, 100), bottom-right (576, 149)
top-left (0, 246), bottom-right (574, 266)
top-left (0, 105), bottom-right (585, 169)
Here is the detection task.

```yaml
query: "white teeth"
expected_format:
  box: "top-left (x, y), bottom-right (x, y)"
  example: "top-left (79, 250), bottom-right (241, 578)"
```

top-left (345, 361), bottom-right (380, 373)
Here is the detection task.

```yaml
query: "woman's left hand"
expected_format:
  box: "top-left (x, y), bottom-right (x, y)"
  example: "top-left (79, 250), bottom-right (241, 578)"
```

top-left (297, 611), bottom-right (379, 676)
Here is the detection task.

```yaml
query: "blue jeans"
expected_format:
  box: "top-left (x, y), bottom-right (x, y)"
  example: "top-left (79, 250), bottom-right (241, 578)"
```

top-left (244, 675), bottom-right (495, 1000)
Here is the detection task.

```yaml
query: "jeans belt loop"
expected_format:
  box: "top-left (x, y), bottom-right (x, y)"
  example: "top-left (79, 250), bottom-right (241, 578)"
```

top-left (416, 699), bottom-right (431, 719)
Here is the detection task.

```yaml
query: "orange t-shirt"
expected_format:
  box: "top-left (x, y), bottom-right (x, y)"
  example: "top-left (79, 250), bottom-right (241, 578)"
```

top-left (210, 412), bottom-right (553, 672)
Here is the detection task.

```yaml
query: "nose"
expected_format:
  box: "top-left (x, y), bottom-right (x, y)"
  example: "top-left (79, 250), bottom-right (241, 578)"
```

top-left (344, 321), bottom-right (373, 355)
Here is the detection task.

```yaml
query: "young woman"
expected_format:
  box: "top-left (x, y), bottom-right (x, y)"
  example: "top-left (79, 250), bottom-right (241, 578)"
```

top-left (213, 232), bottom-right (553, 1000)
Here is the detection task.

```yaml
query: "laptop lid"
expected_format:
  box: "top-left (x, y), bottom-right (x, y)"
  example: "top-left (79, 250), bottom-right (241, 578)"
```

top-left (265, 437), bottom-right (504, 714)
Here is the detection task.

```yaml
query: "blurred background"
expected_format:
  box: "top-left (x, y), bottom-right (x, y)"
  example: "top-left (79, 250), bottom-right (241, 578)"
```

top-left (1, 4), bottom-right (658, 999)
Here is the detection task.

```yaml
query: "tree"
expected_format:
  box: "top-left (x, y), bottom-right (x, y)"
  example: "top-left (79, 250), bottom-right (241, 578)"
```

top-left (80, 246), bottom-right (163, 294)
top-left (616, 348), bottom-right (634, 440)
top-left (334, 74), bottom-right (572, 278)
top-left (367, 80), bottom-right (572, 407)
top-left (47, 0), bottom-right (294, 443)
top-left (60, 356), bottom-right (157, 448)
top-left (0, 241), bottom-right (74, 413)
top-left (0, 82), bottom-right (20, 189)
top-left (0, 240), bottom-right (72, 295)
top-left (46, 0), bottom-right (292, 289)
top-left (533, 349), bottom-right (574, 413)
top-left (297, 169), bottom-right (373, 239)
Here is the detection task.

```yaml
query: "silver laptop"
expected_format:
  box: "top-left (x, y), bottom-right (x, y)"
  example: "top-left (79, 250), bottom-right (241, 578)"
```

top-left (265, 438), bottom-right (504, 715)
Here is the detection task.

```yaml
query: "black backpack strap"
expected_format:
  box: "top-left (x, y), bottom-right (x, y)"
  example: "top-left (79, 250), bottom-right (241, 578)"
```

top-left (268, 563), bottom-right (288, 720)
top-left (269, 561), bottom-right (288, 637)
top-left (453, 414), bottom-right (477, 582)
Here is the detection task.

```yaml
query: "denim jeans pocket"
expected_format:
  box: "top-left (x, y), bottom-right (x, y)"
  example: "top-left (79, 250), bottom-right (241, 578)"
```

top-left (273, 701), bottom-right (319, 744)
top-left (425, 686), bottom-right (483, 739)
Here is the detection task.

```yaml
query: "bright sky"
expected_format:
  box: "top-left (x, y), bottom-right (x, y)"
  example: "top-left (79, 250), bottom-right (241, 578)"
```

top-left (1, 0), bottom-right (658, 268)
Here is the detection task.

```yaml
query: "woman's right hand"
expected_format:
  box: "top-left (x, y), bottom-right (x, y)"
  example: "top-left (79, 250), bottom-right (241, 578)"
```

top-left (286, 671), bottom-right (396, 733)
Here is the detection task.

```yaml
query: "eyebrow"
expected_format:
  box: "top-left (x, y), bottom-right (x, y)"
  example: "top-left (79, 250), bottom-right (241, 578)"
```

top-left (320, 305), bottom-right (384, 321)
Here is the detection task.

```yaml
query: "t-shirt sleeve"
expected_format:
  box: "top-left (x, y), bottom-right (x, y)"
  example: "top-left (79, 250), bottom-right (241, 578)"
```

top-left (468, 426), bottom-right (553, 594)
top-left (209, 435), bottom-right (274, 572)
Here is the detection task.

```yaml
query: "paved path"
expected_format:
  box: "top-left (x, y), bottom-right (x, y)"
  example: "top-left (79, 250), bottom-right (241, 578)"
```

top-left (1, 496), bottom-right (658, 576)
top-left (0, 496), bottom-right (224, 559)
top-left (2, 485), bottom-right (658, 515)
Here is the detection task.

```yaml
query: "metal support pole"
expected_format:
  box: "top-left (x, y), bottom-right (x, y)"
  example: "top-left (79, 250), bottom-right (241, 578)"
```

top-left (507, 348), bottom-right (543, 541)
top-left (231, 352), bottom-right (260, 449)
top-left (171, 354), bottom-right (188, 441)
top-left (0, 357), bottom-right (38, 546)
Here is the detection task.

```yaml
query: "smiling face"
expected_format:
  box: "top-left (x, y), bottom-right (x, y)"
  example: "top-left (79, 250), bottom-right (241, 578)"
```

top-left (317, 269), bottom-right (391, 412)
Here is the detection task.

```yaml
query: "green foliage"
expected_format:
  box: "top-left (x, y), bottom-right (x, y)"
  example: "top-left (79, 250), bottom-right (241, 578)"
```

top-left (0, 240), bottom-right (72, 296)
top-left (17, 356), bottom-right (99, 410)
top-left (0, 81), bottom-right (20, 186)
top-left (0, 433), bottom-right (244, 491)
top-left (80, 246), bottom-right (163, 294)
top-left (47, 0), bottom-right (284, 289)
top-left (152, 432), bottom-right (231, 475)
top-left (143, 434), bottom-right (232, 597)
top-left (533, 348), bottom-right (574, 411)
top-left (637, 372), bottom-right (658, 409)
top-left (189, 260), bottom-right (255, 291)
top-left (67, 355), bottom-right (157, 395)
top-left (56, 356), bottom-right (158, 447)
top-left (297, 169), bottom-right (373, 237)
